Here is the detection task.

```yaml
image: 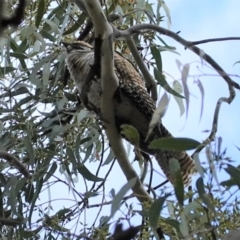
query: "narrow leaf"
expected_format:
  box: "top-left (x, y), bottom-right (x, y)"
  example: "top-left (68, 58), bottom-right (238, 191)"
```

top-left (225, 164), bottom-right (240, 188)
top-left (193, 153), bottom-right (204, 178)
top-left (35, 0), bottom-right (45, 28)
top-left (121, 124), bottom-right (140, 147)
top-left (181, 64), bottom-right (190, 119)
top-left (43, 162), bottom-right (58, 182)
top-left (77, 164), bottom-right (103, 182)
top-left (169, 159), bottom-right (184, 206)
top-left (196, 79), bottom-right (204, 122)
top-left (161, 1), bottom-right (171, 26)
top-left (146, 92), bottom-right (169, 141)
top-left (0, 67), bottom-right (16, 76)
top-left (179, 212), bottom-right (189, 237)
top-left (196, 177), bottom-right (205, 197)
top-left (154, 68), bottom-right (184, 98)
top-left (163, 219), bottom-right (180, 232)
top-left (63, 13), bottom-right (86, 35)
top-left (10, 52), bottom-right (28, 59)
top-left (149, 195), bottom-right (168, 229)
top-left (151, 46), bottom-right (162, 72)
top-left (196, 177), bottom-right (215, 212)
top-left (172, 81), bottom-right (185, 116)
top-left (206, 146), bottom-right (219, 187)
top-left (111, 178), bottom-right (137, 218)
top-left (149, 137), bottom-right (200, 151)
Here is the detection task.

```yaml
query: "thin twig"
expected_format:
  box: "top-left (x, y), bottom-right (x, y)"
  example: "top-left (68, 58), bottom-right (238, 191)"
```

top-left (87, 194), bottom-right (134, 208)
top-left (119, 24), bottom-right (240, 90)
top-left (187, 37), bottom-right (240, 47)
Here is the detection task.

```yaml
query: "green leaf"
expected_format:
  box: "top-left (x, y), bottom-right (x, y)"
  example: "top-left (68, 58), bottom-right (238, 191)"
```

top-left (169, 159), bottom-right (184, 206)
top-left (23, 136), bottom-right (35, 164)
top-left (10, 52), bottom-right (28, 59)
top-left (25, 184), bottom-right (34, 203)
top-left (121, 124), bottom-right (140, 147)
top-left (64, 91), bottom-right (77, 102)
top-left (149, 137), bottom-right (200, 151)
top-left (196, 79), bottom-right (204, 122)
top-left (220, 179), bottom-right (237, 189)
top-left (181, 64), bottom-right (190, 119)
top-left (63, 13), bottom-right (86, 35)
top-left (193, 153), bottom-right (204, 178)
top-left (77, 164), bottom-right (104, 182)
top-left (111, 178), bottom-right (137, 218)
top-left (0, 67), bottom-right (16, 76)
top-left (172, 81), bottom-right (185, 116)
top-left (179, 212), bottom-right (189, 237)
top-left (56, 208), bottom-right (72, 218)
top-left (149, 195), bottom-right (168, 229)
top-left (22, 227), bottom-right (43, 238)
top-left (102, 149), bottom-right (115, 165)
top-left (146, 92), bottom-right (169, 141)
top-left (28, 177), bottom-right (43, 227)
top-left (163, 219), bottom-right (180, 232)
top-left (84, 191), bottom-right (99, 199)
top-left (151, 46), bottom-right (162, 72)
top-left (40, 30), bottom-right (56, 42)
top-left (17, 38), bottom-right (28, 53)
top-left (161, 1), bottom-right (171, 25)
top-left (224, 164), bottom-right (240, 188)
top-left (196, 177), bottom-right (205, 196)
top-left (43, 162), bottom-right (58, 182)
top-left (35, 0), bottom-right (46, 28)
top-left (196, 177), bottom-right (215, 212)
top-left (154, 68), bottom-right (184, 98)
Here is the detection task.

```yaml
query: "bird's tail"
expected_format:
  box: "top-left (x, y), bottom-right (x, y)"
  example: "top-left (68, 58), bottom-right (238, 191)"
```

top-left (154, 149), bottom-right (195, 185)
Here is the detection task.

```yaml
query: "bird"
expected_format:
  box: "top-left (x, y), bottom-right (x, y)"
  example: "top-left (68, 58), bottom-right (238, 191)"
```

top-left (62, 41), bottom-right (195, 185)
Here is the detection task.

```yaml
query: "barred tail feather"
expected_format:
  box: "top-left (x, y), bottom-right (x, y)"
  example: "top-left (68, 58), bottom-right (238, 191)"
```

top-left (154, 149), bottom-right (195, 185)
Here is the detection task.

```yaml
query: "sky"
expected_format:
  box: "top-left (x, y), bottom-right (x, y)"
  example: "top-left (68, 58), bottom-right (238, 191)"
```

top-left (161, 0), bottom-right (240, 161)
top-left (33, 1), bottom-right (240, 237)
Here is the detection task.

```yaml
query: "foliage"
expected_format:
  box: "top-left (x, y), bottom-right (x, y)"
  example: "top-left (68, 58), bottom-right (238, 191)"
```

top-left (0, 0), bottom-right (239, 239)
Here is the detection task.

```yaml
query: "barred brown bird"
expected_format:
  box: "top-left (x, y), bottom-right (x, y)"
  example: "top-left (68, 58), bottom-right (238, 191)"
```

top-left (62, 41), bottom-right (195, 185)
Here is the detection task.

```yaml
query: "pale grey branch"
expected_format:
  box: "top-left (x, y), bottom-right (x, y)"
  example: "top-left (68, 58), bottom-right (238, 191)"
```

top-left (81, 0), bottom-right (152, 203)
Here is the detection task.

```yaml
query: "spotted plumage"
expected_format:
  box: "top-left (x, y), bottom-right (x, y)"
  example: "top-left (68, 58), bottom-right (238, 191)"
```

top-left (63, 41), bottom-right (195, 185)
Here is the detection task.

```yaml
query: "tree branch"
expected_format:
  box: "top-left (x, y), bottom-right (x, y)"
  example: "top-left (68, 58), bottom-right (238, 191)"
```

top-left (119, 24), bottom-right (240, 91)
top-left (125, 36), bottom-right (158, 101)
top-left (118, 24), bottom-right (239, 178)
top-left (187, 37), bottom-right (240, 47)
top-left (81, 0), bottom-right (152, 204)
top-left (0, 150), bottom-right (31, 178)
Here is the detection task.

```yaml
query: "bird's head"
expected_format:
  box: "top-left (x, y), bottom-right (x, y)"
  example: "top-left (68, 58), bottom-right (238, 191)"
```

top-left (61, 41), bottom-right (93, 54)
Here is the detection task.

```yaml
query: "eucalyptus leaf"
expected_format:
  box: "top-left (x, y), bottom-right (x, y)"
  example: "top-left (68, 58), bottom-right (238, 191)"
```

top-left (77, 164), bottom-right (104, 182)
top-left (149, 137), bottom-right (200, 151)
top-left (111, 178), bottom-right (137, 218)
top-left (154, 68), bottom-right (184, 98)
top-left (149, 195), bottom-right (169, 229)
top-left (35, 0), bottom-right (45, 28)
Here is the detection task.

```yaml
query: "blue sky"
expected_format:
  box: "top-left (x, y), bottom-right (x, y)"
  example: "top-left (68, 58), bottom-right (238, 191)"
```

top-left (161, 1), bottom-right (240, 159)
top-left (35, 1), bottom-right (240, 235)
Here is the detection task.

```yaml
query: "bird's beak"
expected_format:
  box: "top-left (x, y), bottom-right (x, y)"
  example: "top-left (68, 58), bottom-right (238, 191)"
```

top-left (61, 41), bottom-right (70, 48)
